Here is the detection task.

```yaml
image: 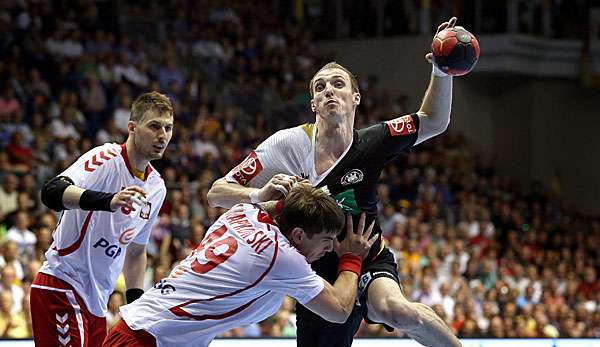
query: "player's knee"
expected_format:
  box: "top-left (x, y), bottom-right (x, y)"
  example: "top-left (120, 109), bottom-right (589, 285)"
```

top-left (378, 298), bottom-right (423, 331)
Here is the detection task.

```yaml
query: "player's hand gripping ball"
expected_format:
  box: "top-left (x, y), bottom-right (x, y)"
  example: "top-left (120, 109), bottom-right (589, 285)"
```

top-left (432, 26), bottom-right (480, 76)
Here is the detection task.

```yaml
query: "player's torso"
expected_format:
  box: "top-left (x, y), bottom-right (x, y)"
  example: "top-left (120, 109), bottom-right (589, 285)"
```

top-left (280, 124), bottom-right (387, 216)
top-left (42, 144), bottom-right (164, 312)
top-left (122, 204), bottom-right (284, 344)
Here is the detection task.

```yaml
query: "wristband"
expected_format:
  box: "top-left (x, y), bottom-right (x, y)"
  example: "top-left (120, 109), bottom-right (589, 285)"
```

top-left (337, 253), bottom-right (362, 276)
top-left (125, 288), bottom-right (144, 304)
top-left (249, 190), bottom-right (260, 203)
top-left (79, 190), bottom-right (115, 211)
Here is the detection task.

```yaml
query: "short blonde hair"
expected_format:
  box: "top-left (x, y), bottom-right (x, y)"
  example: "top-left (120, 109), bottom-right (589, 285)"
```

top-left (309, 62), bottom-right (359, 98)
top-left (130, 91), bottom-right (174, 122)
top-left (275, 183), bottom-right (344, 238)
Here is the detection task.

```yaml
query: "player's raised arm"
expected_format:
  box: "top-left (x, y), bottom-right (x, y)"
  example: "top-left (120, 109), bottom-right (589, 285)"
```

top-left (303, 214), bottom-right (376, 323)
top-left (414, 17), bottom-right (457, 146)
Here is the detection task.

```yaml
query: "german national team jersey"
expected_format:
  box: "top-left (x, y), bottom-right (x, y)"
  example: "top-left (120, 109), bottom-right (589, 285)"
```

top-left (120, 203), bottom-right (323, 347)
top-left (225, 114), bottom-right (420, 236)
top-left (39, 143), bottom-right (165, 317)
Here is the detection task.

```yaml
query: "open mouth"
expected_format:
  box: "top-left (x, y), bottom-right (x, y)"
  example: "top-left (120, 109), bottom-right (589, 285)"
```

top-left (153, 144), bottom-right (166, 151)
top-left (325, 100), bottom-right (338, 106)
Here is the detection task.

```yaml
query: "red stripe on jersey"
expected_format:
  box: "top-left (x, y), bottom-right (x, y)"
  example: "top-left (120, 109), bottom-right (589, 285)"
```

top-left (57, 211), bottom-right (94, 256)
top-left (170, 291), bottom-right (270, 321)
top-left (91, 155), bottom-right (103, 167)
top-left (107, 148), bottom-right (118, 157)
top-left (257, 209), bottom-right (277, 226)
top-left (99, 151), bottom-right (111, 161)
top-left (169, 232), bottom-right (280, 319)
top-left (84, 161), bottom-right (94, 172)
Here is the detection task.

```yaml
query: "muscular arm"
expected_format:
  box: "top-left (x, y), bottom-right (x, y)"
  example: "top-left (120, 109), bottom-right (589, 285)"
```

top-left (415, 71), bottom-right (453, 145)
top-left (207, 178), bottom-right (255, 208)
top-left (41, 176), bottom-right (146, 212)
top-left (208, 175), bottom-right (298, 209)
top-left (123, 242), bottom-right (147, 291)
top-left (303, 271), bottom-right (359, 323)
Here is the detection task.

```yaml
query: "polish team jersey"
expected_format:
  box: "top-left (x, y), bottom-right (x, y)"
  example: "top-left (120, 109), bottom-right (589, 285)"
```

top-left (120, 203), bottom-right (324, 347)
top-left (39, 143), bottom-right (166, 317)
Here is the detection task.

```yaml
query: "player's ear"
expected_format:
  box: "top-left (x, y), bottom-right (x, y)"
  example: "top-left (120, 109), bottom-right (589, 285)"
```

top-left (353, 93), bottom-right (361, 106)
top-left (127, 121), bottom-right (136, 133)
top-left (310, 99), bottom-right (316, 113)
top-left (290, 227), bottom-right (305, 244)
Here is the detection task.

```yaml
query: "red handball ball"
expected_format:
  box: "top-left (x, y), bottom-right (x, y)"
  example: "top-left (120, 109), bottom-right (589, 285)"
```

top-left (432, 27), bottom-right (480, 76)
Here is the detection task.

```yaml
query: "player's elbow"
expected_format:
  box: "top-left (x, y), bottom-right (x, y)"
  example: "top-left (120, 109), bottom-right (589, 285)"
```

top-left (41, 176), bottom-right (74, 212)
top-left (329, 308), bottom-right (352, 324)
top-left (325, 301), bottom-right (353, 324)
top-left (206, 178), bottom-right (225, 208)
top-left (418, 111), bottom-right (451, 138)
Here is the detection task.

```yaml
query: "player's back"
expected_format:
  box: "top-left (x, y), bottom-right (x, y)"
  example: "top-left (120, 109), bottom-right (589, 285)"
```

top-left (121, 203), bottom-right (288, 347)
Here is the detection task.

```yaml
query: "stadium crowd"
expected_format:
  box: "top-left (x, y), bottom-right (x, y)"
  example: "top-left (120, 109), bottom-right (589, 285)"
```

top-left (0, 0), bottom-right (598, 340)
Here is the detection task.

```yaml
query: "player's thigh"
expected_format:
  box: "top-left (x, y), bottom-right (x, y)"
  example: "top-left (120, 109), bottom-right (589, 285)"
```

top-left (103, 320), bottom-right (156, 347)
top-left (89, 314), bottom-right (107, 346)
top-left (30, 282), bottom-right (87, 347)
top-left (365, 276), bottom-right (418, 326)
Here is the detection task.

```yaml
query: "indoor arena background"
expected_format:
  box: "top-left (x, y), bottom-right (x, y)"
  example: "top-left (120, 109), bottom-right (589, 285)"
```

top-left (0, 0), bottom-right (599, 345)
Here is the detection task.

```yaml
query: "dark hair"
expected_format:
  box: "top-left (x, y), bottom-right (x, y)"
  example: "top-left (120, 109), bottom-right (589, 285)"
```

top-left (130, 91), bottom-right (174, 122)
top-left (275, 183), bottom-right (344, 238)
top-left (309, 61), bottom-right (359, 97)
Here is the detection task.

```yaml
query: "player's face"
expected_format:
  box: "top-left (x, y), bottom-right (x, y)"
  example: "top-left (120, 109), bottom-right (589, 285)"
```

top-left (310, 68), bottom-right (360, 124)
top-left (296, 231), bottom-right (336, 263)
top-left (131, 110), bottom-right (174, 161)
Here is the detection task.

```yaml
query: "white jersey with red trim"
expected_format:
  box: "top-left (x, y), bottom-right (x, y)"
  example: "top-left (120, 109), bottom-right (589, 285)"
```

top-left (120, 203), bottom-right (324, 347)
top-left (39, 143), bottom-right (166, 317)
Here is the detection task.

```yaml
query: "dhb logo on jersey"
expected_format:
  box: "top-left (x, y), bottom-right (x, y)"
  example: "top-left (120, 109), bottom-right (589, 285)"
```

top-left (386, 115), bottom-right (416, 136)
top-left (232, 151), bottom-right (263, 186)
top-left (154, 279), bottom-right (176, 295)
top-left (341, 169), bottom-right (363, 186)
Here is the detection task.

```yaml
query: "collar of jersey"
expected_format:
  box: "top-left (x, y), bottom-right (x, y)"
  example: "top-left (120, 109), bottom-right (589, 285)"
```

top-left (310, 124), bottom-right (355, 186)
top-left (120, 143), bottom-right (152, 181)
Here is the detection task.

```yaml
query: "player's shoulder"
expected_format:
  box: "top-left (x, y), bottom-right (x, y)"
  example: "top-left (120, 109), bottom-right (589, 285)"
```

top-left (146, 163), bottom-right (164, 181)
top-left (263, 124), bottom-right (313, 148)
top-left (82, 142), bottom-right (122, 157)
top-left (272, 234), bottom-right (310, 271)
top-left (77, 143), bottom-right (122, 172)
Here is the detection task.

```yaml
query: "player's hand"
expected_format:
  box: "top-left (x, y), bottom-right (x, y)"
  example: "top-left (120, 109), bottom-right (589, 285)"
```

top-left (110, 186), bottom-right (147, 212)
top-left (335, 213), bottom-right (377, 259)
top-left (255, 174), bottom-right (300, 202)
top-left (425, 16), bottom-right (458, 64)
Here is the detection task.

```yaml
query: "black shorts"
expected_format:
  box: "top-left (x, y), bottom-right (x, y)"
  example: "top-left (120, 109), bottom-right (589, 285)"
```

top-left (296, 242), bottom-right (400, 347)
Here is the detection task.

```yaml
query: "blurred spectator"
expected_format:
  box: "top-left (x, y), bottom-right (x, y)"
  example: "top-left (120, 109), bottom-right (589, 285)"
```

top-left (0, 241), bottom-right (24, 280)
top-left (106, 291), bottom-right (124, 331)
top-left (0, 174), bottom-right (18, 221)
top-left (0, 291), bottom-right (29, 338)
top-left (0, 266), bottom-right (23, 313)
top-left (5, 211), bottom-right (36, 261)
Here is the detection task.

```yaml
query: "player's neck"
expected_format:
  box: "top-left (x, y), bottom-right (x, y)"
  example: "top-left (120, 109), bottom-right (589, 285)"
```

top-left (315, 117), bottom-right (353, 156)
top-left (125, 138), bottom-right (150, 172)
